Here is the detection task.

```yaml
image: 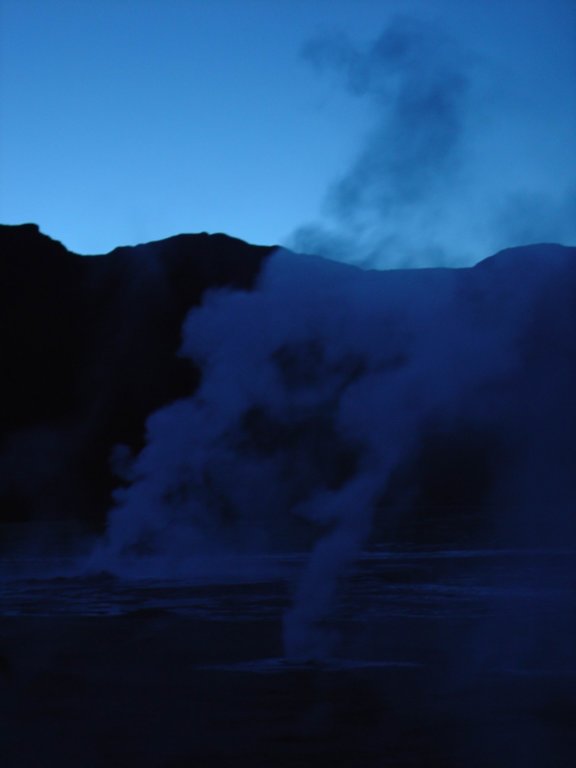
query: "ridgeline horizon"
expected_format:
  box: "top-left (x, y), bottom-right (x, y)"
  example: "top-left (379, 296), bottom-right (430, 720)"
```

top-left (1, 221), bottom-right (575, 550)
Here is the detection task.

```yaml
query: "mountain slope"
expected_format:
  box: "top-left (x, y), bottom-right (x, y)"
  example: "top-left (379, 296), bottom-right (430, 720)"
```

top-left (1, 224), bottom-right (575, 557)
top-left (0, 224), bottom-right (272, 525)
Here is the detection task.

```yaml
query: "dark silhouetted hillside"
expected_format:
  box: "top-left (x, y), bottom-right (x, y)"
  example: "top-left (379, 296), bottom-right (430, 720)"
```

top-left (0, 224), bottom-right (272, 526)
top-left (1, 224), bottom-right (575, 555)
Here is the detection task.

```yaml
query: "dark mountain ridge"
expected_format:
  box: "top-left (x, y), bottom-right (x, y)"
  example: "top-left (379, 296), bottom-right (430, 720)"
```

top-left (1, 223), bottom-right (575, 554)
top-left (0, 224), bottom-right (272, 526)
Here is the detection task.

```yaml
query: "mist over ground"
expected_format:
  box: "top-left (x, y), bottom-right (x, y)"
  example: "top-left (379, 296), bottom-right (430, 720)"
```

top-left (86, 240), bottom-right (576, 660)
top-left (1, 222), bottom-right (576, 765)
top-left (1, 1), bottom-right (575, 763)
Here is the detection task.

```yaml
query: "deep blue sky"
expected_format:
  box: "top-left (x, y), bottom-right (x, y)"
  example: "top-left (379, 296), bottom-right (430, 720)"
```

top-left (1, 0), bottom-right (575, 266)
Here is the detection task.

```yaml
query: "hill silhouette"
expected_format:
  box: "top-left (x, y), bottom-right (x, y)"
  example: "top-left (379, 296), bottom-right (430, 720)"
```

top-left (1, 223), bottom-right (575, 558)
top-left (0, 224), bottom-right (272, 527)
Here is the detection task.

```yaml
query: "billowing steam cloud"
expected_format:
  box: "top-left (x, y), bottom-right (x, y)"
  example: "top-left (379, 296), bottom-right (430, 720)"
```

top-left (292, 17), bottom-right (475, 267)
top-left (291, 15), bottom-right (576, 268)
top-left (91, 242), bottom-right (576, 660)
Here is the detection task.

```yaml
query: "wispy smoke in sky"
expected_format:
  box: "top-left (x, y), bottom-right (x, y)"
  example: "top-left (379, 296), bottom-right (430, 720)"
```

top-left (291, 14), bottom-right (576, 268)
top-left (291, 16), bottom-right (475, 267)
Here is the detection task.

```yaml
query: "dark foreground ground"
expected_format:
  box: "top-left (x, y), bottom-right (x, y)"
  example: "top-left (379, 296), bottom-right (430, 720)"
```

top-left (1, 611), bottom-right (576, 768)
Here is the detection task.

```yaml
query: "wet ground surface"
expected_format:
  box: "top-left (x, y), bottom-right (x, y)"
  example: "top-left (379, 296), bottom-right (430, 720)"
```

top-left (1, 549), bottom-right (576, 767)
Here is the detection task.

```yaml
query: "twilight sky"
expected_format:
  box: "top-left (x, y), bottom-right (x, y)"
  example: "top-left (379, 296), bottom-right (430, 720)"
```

top-left (1, 0), bottom-right (575, 266)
